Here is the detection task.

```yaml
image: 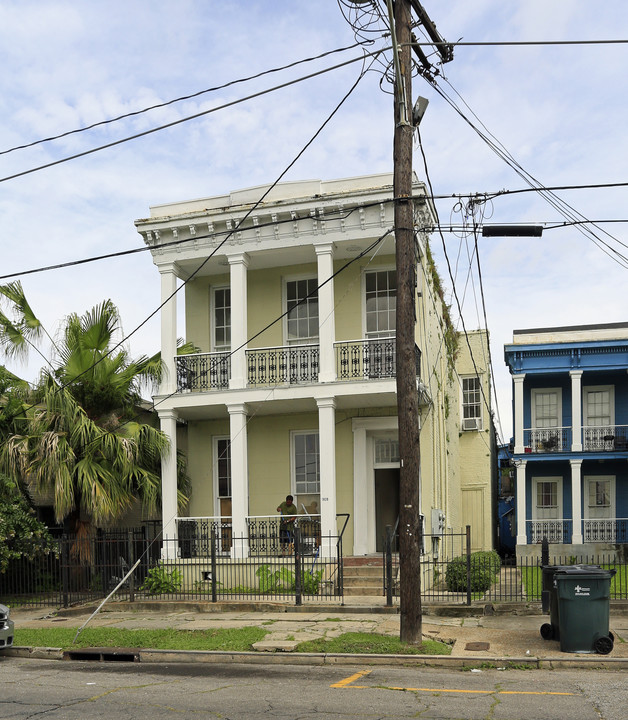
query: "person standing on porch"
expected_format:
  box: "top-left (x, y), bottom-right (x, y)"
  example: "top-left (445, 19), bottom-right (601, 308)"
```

top-left (277, 494), bottom-right (297, 555)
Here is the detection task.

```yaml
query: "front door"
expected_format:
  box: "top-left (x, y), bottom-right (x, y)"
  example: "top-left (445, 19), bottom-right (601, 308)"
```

top-left (214, 437), bottom-right (232, 552)
top-left (584, 475), bottom-right (615, 541)
top-left (375, 468), bottom-right (400, 552)
top-left (531, 476), bottom-right (563, 543)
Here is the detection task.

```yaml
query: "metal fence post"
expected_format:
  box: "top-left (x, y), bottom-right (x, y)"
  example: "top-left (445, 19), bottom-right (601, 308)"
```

top-left (61, 537), bottom-right (70, 608)
top-left (294, 527), bottom-right (302, 606)
top-left (541, 536), bottom-right (549, 567)
top-left (465, 525), bottom-right (472, 606)
top-left (210, 528), bottom-right (217, 603)
top-left (127, 529), bottom-right (135, 602)
top-left (385, 525), bottom-right (393, 606)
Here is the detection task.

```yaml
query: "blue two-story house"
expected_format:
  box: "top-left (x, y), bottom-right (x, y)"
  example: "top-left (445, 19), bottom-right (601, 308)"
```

top-left (504, 322), bottom-right (628, 557)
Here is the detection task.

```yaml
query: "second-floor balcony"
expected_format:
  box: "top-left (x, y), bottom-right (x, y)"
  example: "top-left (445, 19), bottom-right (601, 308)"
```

top-left (522, 424), bottom-right (628, 454)
top-left (174, 338), bottom-right (421, 392)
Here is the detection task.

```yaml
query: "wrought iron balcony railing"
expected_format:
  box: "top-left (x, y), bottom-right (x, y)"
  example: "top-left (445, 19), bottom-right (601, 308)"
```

top-left (583, 518), bottom-right (628, 543)
top-left (523, 427), bottom-right (571, 454)
top-left (176, 352), bottom-right (230, 392)
top-left (527, 519), bottom-right (572, 544)
top-left (246, 344), bottom-right (319, 386)
top-left (334, 338), bottom-right (421, 381)
top-left (583, 425), bottom-right (628, 451)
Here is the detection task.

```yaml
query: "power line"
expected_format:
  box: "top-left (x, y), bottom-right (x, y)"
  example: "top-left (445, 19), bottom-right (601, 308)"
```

top-left (0, 46), bottom-right (388, 186)
top-left (0, 41), bottom-right (368, 158)
top-left (413, 39), bottom-right (628, 47)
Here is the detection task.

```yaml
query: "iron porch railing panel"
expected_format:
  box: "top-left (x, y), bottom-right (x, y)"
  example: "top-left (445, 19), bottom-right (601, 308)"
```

top-left (246, 344), bottom-right (319, 386)
top-left (175, 352), bottom-right (230, 392)
top-left (523, 427), bottom-right (571, 453)
top-left (583, 424), bottom-right (628, 451)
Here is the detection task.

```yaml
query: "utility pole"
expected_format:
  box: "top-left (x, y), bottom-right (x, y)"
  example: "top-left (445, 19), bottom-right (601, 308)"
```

top-left (391, 0), bottom-right (422, 645)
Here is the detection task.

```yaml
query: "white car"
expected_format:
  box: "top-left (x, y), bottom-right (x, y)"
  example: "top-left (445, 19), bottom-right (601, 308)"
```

top-left (0, 604), bottom-right (15, 649)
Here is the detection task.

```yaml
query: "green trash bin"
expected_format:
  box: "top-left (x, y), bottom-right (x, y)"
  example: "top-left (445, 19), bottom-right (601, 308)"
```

top-left (553, 567), bottom-right (616, 654)
top-left (540, 564), bottom-right (600, 641)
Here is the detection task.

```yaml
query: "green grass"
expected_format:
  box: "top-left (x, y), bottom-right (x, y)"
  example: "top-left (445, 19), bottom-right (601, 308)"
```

top-left (296, 632), bottom-right (451, 655)
top-left (14, 626), bottom-right (268, 652)
top-left (521, 564), bottom-right (628, 600)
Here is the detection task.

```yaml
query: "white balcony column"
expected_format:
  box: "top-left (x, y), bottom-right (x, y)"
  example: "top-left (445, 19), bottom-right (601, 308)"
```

top-left (228, 403), bottom-right (249, 558)
top-left (570, 459), bottom-right (583, 544)
top-left (159, 264), bottom-right (178, 396)
top-left (158, 409), bottom-right (179, 560)
top-left (515, 459), bottom-right (528, 545)
top-left (315, 242), bottom-right (336, 383)
top-left (228, 253), bottom-right (249, 390)
top-left (317, 397), bottom-right (337, 557)
top-left (570, 370), bottom-right (583, 451)
top-left (513, 374), bottom-right (526, 453)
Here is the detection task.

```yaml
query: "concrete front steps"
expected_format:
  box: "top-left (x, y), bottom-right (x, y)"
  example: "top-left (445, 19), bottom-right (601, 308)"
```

top-left (343, 555), bottom-right (386, 596)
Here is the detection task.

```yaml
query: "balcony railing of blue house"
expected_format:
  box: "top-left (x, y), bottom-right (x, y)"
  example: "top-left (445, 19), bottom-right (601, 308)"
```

top-left (334, 337), bottom-right (421, 381)
top-left (176, 352), bottom-right (230, 392)
top-left (247, 344), bottom-right (319, 386)
top-left (523, 427), bottom-right (572, 453)
top-left (526, 519), bottom-right (572, 544)
top-left (583, 518), bottom-right (628, 543)
top-left (583, 425), bottom-right (628, 451)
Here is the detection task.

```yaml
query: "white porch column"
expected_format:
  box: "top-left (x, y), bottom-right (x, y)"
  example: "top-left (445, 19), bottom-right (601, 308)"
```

top-left (513, 374), bottom-right (526, 453)
top-left (570, 459), bottom-right (583, 544)
top-left (228, 403), bottom-right (249, 558)
top-left (159, 409), bottom-right (179, 560)
top-left (317, 397), bottom-right (337, 558)
top-left (570, 370), bottom-right (583, 452)
top-left (516, 459), bottom-right (528, 546)
top-left (228, 253), bottom-right (249, 390)
top-left (315, 243), bottom-right (336, 383)
top-left (159, 264), bottom-right (178, 396)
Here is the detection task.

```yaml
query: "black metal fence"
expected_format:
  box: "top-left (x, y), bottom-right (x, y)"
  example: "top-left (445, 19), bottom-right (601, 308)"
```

top-left (3, 526), bottom-right (342, 609)
top-left (383, 526), bottom-right (628, 605)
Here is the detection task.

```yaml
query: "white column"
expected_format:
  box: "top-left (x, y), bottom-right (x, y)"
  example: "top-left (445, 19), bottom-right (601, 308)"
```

top-left (159, 265), bottom-right (178, 396)
top-left (570, 370), bottom-right (583, 452)
top-left (228, 403), bottom-right (249, 558)
top-left (315, 243), bottom-right (336, 383)
top-left (352, 424), bottom-right (368, 555)
top-left (516, 459), bottom-right (527, 546)
top-left (570, 459), bottom-right (583, 544)
top-left (159, 409), bottom-right (179, 560)
top-left (228, 254), bottom-right (249, 390)
top-left (317, 397), bottom-right (337, 557)
top-left (513, 374), bottom-right (526, 453)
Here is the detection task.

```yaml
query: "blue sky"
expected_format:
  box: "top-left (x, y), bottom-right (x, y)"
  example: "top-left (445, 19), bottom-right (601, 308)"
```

top-left (1, 1), bottom-right (628, 440)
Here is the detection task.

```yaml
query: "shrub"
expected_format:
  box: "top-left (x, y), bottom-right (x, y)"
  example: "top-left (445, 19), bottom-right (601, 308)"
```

top-left (445, 550), bottom-right (502, 593)
top-left (140, 565), bottom-right (183, 595)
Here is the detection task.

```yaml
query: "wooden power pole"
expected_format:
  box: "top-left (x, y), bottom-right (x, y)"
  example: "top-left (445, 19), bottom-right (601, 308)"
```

top-left (391, 0), bottom-right (422, 645)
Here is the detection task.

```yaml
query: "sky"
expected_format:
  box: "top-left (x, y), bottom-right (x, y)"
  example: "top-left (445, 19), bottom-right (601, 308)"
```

top-left (1, 0), bottom-right (628, 442)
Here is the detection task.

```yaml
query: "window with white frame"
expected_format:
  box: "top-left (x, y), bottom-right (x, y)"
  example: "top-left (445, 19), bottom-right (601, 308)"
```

top-left (293, 432), bottom-right (320, 495)
top-left (531, 388), bottom-right (561, 428)
top-left (461, 376), bottom-right (482, 430)
top-left (212, 287), bottom-right (231, 351)
top-left (286, 278), bottom-right (318, 344)
top-left (365, 269), bottom-right (396, 338)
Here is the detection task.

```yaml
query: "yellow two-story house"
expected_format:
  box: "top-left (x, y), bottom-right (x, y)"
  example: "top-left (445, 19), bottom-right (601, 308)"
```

top-left (136, 173), bottom-right (494, 560)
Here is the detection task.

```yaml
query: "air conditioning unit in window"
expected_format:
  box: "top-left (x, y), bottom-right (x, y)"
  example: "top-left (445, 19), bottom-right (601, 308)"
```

top-left (462, 417), bottom-right (481, 431)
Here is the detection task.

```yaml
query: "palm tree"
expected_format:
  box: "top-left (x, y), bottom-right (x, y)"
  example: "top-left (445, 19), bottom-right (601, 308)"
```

top-left (0, 283), bottom-right (190, 538)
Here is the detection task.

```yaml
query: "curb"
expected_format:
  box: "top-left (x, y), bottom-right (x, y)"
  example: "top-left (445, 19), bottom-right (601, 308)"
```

top-left (4, 645), bottom-right (628, 670)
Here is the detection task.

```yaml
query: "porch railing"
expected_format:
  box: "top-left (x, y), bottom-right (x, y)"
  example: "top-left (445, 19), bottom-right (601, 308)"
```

top-left (334, 338), bottom-right (420, 381)
top-left (246, 344), bottom-right (319, 386)
top-left (523, 427), bottom-right (571, 453)
top-left (527, 519), bottom-right (572, 544)
top-left (175, 352), bottom-right (230, 392)
top-left (583, 425), bottom-right (628, 451)
top-left (583, 518), bottom-right (628, 543)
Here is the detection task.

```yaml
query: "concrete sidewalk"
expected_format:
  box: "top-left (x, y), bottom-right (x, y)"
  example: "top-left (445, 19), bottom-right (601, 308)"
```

top-left (6, 600), bottom-right (628, 668)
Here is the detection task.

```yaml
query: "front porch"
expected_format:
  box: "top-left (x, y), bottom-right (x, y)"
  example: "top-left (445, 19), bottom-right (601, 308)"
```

top-left (526, 518), bottom-right (628, 544)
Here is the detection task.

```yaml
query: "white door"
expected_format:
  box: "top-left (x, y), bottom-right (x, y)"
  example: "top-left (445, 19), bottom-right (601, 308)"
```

top-left (531, 477), bottom-right (563, 542)
top-left (583, 476), bottom-right (615, 541)
top-left (583, 386), bottom-right (614, 450)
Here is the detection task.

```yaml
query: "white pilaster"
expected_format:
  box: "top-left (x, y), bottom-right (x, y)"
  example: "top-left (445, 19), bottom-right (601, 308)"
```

top-left (570, 459), bottom-right (583, 544)
top-left (228, 403), bottom-right (249, 558)
top-left (228, 254), bottom-right (249, 390)
top-left (159, 265), bottom-right (178, 396)
top-left (570, 370), bottom-right (583, 452)
top-left (159, 409), bottom-right (179, 560)
top-left (513, 374), bottom-right (526, 453)
top-left (315, 243), bottom-right (336, 383)
top-left (352, 424), bottom-right (369, 555)
top-left (317, 397), bottom-right (337, 557)
top-left (516, 459), bottom-right (527, 545)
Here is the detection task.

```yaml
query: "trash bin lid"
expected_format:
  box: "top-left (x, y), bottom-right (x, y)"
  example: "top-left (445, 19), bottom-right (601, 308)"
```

top-left (554, 567), bottom-right (616, 579)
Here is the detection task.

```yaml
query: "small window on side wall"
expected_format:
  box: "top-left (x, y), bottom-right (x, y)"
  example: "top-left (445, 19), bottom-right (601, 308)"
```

top-left (462, 376), bottom-right (482, 431)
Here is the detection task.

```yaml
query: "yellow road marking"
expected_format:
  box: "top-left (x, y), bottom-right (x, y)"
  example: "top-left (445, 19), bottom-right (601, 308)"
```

top-left (332, 672), bottom-right (575, 696)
